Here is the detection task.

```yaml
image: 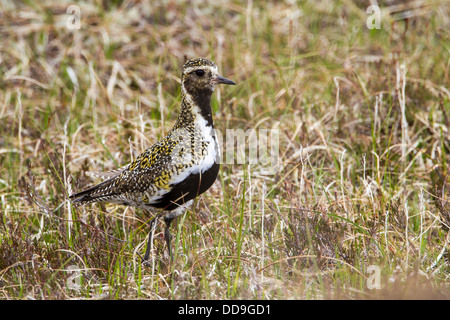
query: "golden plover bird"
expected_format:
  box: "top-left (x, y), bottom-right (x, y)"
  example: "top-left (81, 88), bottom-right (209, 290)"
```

top-left (70, 58), bottom-right (236, 262)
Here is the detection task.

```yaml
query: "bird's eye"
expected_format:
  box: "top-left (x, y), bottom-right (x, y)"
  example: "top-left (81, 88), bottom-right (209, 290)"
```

top-left (195, 70), bottom-right (205, 77)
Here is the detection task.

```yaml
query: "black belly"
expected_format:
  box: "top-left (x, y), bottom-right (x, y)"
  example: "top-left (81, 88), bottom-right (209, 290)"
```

top-left (152, 163), bottom-right (220, 211)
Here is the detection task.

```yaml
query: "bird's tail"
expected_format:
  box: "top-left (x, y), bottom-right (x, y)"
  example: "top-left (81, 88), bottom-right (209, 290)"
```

top-left (69, 177), bottom-right (117, 206)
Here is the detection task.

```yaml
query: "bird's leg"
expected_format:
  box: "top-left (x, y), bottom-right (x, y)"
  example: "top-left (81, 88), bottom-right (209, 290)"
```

top-left (143, 215), bottom-right (160, 262)
top-left (162, 200), bottom-right (193, 261)
top-left (163, 216), bottom-right (175, 261)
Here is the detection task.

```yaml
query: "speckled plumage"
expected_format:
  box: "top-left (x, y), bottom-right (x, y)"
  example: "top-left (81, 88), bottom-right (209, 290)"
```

top-left (70, 58), bottom-right (236, 261)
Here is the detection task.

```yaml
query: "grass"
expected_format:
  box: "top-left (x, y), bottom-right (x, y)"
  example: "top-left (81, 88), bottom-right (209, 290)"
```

top-left (0, 0), bottom-right (449, 299)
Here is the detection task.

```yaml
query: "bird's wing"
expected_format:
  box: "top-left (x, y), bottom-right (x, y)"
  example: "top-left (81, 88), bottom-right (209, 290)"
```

top-left (70, 137), bottom-right (178, 205)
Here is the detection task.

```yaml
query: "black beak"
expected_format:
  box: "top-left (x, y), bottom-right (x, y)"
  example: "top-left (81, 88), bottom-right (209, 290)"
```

top-left (214, 75), bottom-right (236, 85)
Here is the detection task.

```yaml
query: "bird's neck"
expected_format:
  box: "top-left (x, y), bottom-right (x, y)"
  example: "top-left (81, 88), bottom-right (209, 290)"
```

top-left (176, 85), bottom-right (214, 128)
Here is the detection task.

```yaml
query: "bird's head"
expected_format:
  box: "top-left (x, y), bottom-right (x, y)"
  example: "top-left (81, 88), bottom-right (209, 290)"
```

top-left (181, 58), bottom-right (235, 96)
